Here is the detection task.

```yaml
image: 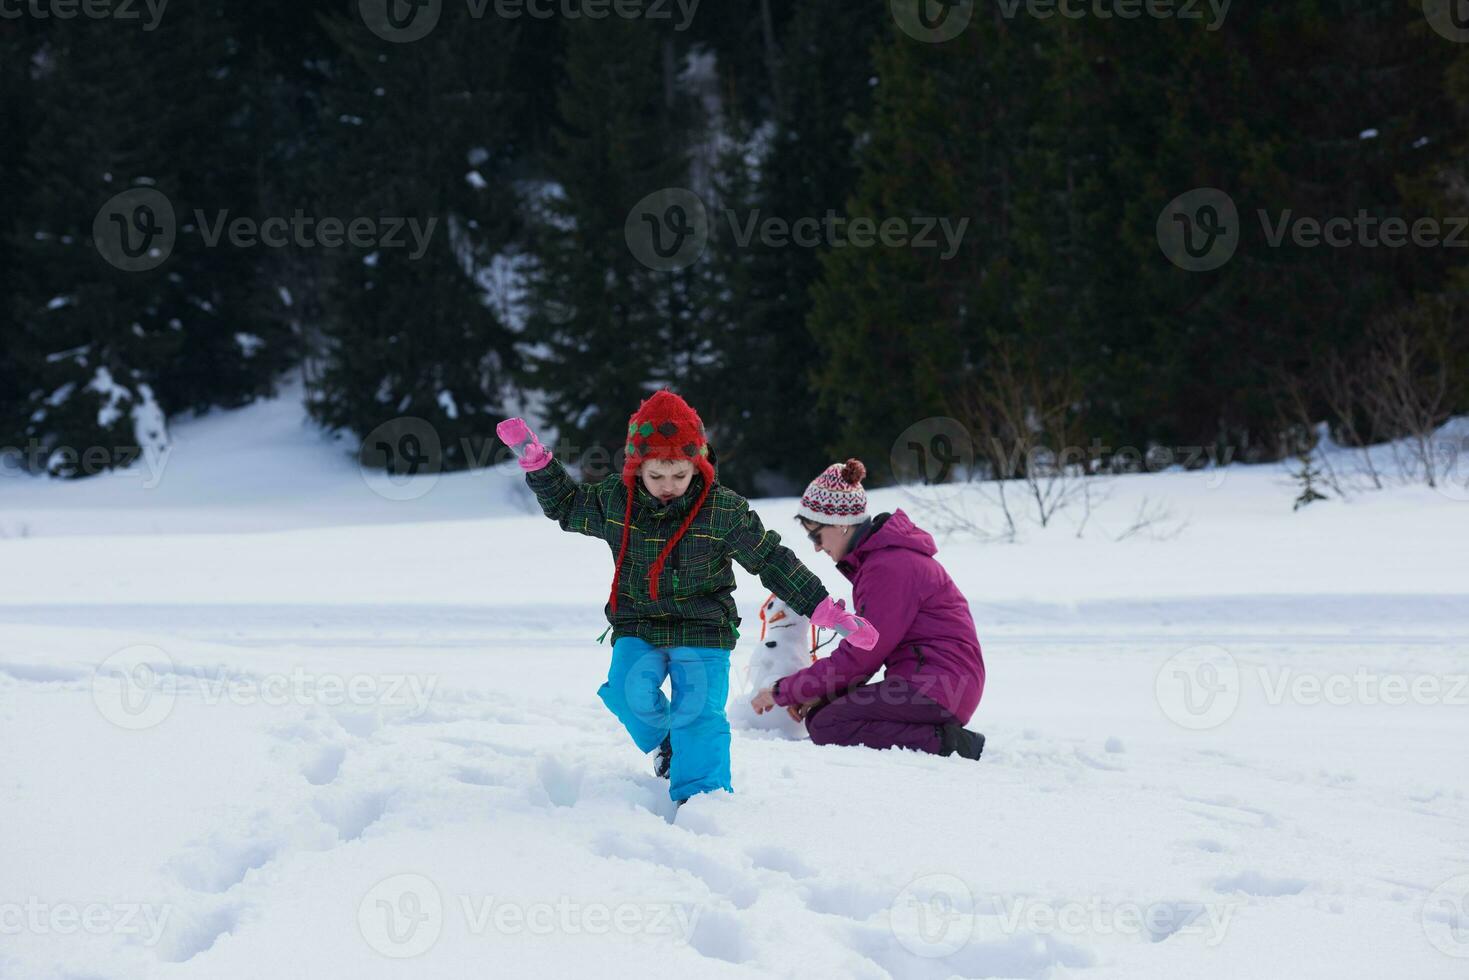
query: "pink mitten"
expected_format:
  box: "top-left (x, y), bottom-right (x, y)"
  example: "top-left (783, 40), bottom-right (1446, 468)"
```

top-left (496, 417), bottom-right (533, 448)
top-left (810, 596), bottom-right (879, 650)
top-left (518, 441), bottom-right (552, 472)
top-left (496, 417), bottom-right (552, 472)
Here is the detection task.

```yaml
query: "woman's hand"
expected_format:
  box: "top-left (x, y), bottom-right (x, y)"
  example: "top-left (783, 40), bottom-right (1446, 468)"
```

top-left (786, 701), bottom-right (817, 722)
top-left (750, 687), bottom-right (778, 714)
top-left (752, 687), bottom-right (817, 722)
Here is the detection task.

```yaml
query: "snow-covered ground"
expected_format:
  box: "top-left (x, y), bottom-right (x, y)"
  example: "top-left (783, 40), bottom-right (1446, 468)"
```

top-left (1, 392), bottom-right (1466, 979)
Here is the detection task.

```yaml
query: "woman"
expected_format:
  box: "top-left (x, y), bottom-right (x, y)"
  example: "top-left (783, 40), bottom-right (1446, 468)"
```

top-left (750, 459), bottom-right (986, 760)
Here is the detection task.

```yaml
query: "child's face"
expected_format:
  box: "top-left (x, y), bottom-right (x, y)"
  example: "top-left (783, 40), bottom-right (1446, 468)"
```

top-left (640, 459), bottom-right (694, 503)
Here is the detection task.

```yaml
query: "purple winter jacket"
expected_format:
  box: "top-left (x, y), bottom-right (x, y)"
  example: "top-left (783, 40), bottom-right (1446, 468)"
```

top-left (771, 509), bottom-right (986, 723)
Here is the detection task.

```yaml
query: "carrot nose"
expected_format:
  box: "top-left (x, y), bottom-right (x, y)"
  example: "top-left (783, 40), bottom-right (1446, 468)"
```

top-left (767, 610), bottom-right (787, 624)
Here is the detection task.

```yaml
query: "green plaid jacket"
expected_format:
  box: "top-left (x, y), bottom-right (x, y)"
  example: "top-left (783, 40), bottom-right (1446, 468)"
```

top-left (526, 457), bottom-right (829, 650)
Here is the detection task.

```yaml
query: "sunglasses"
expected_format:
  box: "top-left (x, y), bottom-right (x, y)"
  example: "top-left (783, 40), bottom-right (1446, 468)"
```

top-left (804, 524), bottom-right (825, 545)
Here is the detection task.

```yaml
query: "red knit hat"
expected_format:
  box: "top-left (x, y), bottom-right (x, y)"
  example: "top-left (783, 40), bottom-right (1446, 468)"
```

top-left (609, 390), bottom-right (716, 613)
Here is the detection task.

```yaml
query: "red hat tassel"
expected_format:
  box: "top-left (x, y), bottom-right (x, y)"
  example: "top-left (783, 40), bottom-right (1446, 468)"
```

top-left (608, 489), bottom-right (635, 614)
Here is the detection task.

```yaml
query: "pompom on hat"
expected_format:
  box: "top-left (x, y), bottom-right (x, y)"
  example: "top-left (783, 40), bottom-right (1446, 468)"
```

top-left (797, 458), bottom-right (868, 526)
top-left (610, 390), bottom-right (716, 612)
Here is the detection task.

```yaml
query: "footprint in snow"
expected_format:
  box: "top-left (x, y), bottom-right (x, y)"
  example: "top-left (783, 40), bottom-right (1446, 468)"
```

top-left (164, 839), bottom-right (277, 894)
top-left (153, 900), bottom-right (245, 964)
top-left (300, 744), bottom-right (346, 786)
top-left (312, 790), bottom-right (391, 842)
top-left (1211, 870), bottom-right (1311, 897)
top-left (591, 832), bottom-right (759, 909)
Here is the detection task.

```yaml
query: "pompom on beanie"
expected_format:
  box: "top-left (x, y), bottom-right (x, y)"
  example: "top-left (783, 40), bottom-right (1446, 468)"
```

top-left (796, 458), bottom-right (868, 526)
top-left (610, 390), bottom-right (715, 612)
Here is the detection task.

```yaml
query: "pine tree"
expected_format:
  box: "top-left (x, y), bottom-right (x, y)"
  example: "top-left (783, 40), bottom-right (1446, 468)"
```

top-left (520, 17), bottom-right (704, 476)
top-left (0, 20), bottom-right (43, 454)
top-left (697, 0), bottom-right (886, 493)
top-left (9, 6), bottom-right (293, 476)
top-left (811, 1), bottom-right (1464, 476)
top-left (308, 8), bottom-right (524, 473)
top-left (807, 14), bottom-right (1048, 477)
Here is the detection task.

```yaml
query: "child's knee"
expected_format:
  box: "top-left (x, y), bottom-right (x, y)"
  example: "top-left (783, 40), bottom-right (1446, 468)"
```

top-left (600, 675), bottom-right (660, 720)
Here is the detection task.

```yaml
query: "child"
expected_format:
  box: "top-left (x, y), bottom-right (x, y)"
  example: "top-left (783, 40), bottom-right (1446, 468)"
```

top-left (497, 390), bottom-right (876, 804)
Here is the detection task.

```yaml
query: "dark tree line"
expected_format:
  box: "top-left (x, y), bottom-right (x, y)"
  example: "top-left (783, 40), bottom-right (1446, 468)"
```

top-left (2, 0), bottom-right (1466, 490)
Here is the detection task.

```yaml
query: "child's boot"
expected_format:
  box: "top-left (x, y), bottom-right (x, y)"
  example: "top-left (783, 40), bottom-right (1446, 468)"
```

top-left (653, 734), bottom-right (673, 779)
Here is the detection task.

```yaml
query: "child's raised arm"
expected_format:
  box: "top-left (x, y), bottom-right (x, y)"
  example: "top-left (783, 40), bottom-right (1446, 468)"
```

top-left (526, 456), bottom-right (617, 538)
top-left (498, 417), bottom-right (612, 539)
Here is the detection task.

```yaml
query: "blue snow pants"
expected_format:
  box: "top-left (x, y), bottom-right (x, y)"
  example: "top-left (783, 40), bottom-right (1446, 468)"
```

top-left (597, 636), bottom-right (732, 802)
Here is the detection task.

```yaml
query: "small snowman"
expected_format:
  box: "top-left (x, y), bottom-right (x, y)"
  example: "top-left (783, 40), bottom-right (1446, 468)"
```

top-left (727, 594), bottom-right (821, 739)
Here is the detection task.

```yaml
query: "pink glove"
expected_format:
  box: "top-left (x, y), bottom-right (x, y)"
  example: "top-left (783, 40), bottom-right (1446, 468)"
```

top-left (496, 417), bottom-right (533, 448)
top-left (495, 417), bottom-right (552, 472)
top-left (810, 596), bottom-right (879, 650)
